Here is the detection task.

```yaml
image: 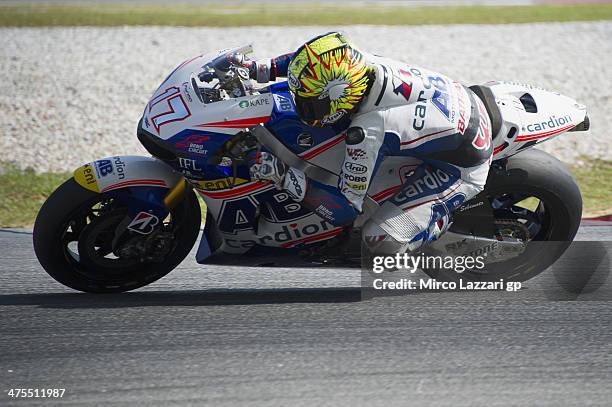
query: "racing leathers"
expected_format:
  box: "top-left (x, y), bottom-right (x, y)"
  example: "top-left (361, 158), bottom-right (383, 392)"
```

top-left (251, 53), bottom-right (493, 254)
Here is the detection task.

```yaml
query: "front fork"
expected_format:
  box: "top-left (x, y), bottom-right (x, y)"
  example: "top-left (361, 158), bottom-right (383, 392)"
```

top-left (111, 177), bottom-right (192, 242)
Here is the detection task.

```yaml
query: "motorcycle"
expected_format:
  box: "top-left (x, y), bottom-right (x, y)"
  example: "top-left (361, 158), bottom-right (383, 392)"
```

top-left (33, 45), bottom-right (589, 293)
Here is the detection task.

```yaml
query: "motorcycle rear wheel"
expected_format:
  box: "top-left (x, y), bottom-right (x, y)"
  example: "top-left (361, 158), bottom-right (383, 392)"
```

top-left (423, 149), bottom-right (582, 283)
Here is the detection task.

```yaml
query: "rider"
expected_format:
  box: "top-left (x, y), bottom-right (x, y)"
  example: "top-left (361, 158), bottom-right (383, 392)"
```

top-left (245, 32), bottom-right (493, 254)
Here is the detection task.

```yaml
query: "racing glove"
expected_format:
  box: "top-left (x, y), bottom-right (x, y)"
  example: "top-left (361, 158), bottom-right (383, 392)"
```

top-left (249, 152), bottom-right (307, 201)
top-left (228, 51), bottom-right (292, 83)
top-left (249, 59), bottom-right (273, 83)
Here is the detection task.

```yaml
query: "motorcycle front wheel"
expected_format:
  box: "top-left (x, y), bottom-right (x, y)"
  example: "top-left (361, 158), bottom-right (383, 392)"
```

top-left (33, 178), bottom-right (201, 293)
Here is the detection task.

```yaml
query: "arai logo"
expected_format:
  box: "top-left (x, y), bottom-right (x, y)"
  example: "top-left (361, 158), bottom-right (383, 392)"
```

top-left (344, 162), bottom-right (367, 174)
top-left (288, 71), bottom-right (300, 89)
top-left (322, 110), bottom-right (346, 125)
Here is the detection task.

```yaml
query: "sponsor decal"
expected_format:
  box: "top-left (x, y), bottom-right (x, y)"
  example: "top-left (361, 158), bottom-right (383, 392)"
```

top-left (285, 168), bottom-right (306, 201)
top-left (413, 90), bottom-right (427, 131)
top-left (347, 148), bottom-right (367, 159)
top-left (345, 182), bottom-right (368, 191)
top-left (176, 134), bottom-right (210, 155)
top-left (524, 115), bottom-right (572, 133)
top-left (217, 187), bottom-right (312, 234)
top-left (272, 193), bottom-right (302, 213)
top-left (113, 157), bottom-right (126, 180)
top-left (304, 193), bottom-right (343, 211)
top-left (412, 74), bottom-right (452, 130)
top-left (431, 91), bottom-right (451, 119)
top-left (297, 133), bottom-right (314, 148)
top-left (187, 145), bottom-right (207, 155)
top-left (405, 66), bottom-right (423, 77)
top-left (273, 94), bottom-right (294, 112)
top-left (466, 241), bottom-right (499, 258)
top-left (315, 204), bottom-right (335, 222)
top-left (393, 79), bottom-right (413, 102)
top-left (455, 84), bottom-right (468, 134)
top-left (458, 201), bottom-right (484, 212)
top-left (144, 117), bottom-right (151, 128)
top-left (239, 97), bottom-right (271, 108)
top-left (342, 173), bottom-right (367, 183)
top-left (95, 159), bottom-right (113, 177)
top-left (472, 99), bottom-right (492, 150)
top-left (178, 157), bottom-right (202, 171)
top-left (428, 76), bottom-right (451, 121)
top-left (73, 163), bottom-right (99, 192)
top-left (127, 211), bottom-right (159, 235)
top-left (149, 86), bottom-right (191, 133)
top-left (176, 134), bottom-right (210, 147)
top-left (321, 109), bottom-right (346, 125)
top-left (196, 177), bottom-right (248, 191)
top-left (181, 82), bottom-right (193, 103)
top-left (225, 219), bottom-right (334, 248)
top-left (93, 157), bottom-right (125, 180)
top-left (288, 70), bottom-right (300, 89)
top-left (344, 162), bottom-right (367, 174)
top-left (235, 209), bottom-right (249, 225)
top-left (391, 168), bottom-right (454, 205)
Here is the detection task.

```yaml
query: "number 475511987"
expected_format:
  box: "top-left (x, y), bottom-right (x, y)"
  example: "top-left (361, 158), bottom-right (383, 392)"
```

top-left (7, 388), bottom-right (66, 398)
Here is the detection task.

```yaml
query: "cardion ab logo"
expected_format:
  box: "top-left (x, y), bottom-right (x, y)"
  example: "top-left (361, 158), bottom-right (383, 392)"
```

top-left (524, 115), bottom-right (572, 133)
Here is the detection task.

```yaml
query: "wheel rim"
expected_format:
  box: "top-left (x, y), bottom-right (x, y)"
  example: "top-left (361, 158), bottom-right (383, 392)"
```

top-left (489, 192), bottom-right (554, 242)
top-left (58, 194), bottom-right (180, 283)
top-left (443, 189), bottom-right (565, 279)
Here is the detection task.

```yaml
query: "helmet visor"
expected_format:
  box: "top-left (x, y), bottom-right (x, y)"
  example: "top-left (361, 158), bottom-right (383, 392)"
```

top-left (293, 94), bottom-right (331, 126)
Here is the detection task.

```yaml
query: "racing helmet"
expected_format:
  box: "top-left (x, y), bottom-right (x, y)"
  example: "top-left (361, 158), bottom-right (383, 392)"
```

top-left (287, 32), bottom-right (373, 127)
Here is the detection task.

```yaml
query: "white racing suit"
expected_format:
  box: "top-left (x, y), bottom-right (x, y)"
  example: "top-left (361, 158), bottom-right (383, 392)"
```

top-left (255, 53), bottom-right (493, 255)
top-left (341, 54), bottom-right (493, 254)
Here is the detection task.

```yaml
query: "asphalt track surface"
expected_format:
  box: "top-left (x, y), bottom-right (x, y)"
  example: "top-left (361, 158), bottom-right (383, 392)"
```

top-left (1, 225), bottom-right (611, 406)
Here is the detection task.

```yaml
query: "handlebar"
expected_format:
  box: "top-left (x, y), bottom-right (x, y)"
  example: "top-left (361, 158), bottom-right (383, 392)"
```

top-left (197, 48), bottom-right (256, 99)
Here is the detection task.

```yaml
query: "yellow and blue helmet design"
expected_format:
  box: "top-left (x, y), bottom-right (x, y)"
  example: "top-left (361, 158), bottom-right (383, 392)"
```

top-left (288, 32), bottom-right (372, 127)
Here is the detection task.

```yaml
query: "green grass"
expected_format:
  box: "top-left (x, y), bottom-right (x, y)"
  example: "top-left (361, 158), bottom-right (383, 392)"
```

top-left (0, 160), bottom-right (610, 228)
top-left (0, 4), bottom-right (611, 27)
top-left (0, 166), bottom-right (70, 228)
top-left (571, 159), bottom-right (612, 217)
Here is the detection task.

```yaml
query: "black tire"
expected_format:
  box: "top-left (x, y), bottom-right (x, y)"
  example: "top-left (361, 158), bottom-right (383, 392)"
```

top-left (424, 149), bottom-right (582, 283)
top-left (33, 178), bottom-right (201, 293)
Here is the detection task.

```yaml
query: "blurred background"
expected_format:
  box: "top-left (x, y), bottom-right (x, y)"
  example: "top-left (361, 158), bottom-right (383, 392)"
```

top-left (1, 0), bottom-right (610, 226)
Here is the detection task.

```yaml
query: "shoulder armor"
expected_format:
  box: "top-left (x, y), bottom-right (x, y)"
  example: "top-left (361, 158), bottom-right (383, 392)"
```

top-left (345, 127), bottom-right (365, 145)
